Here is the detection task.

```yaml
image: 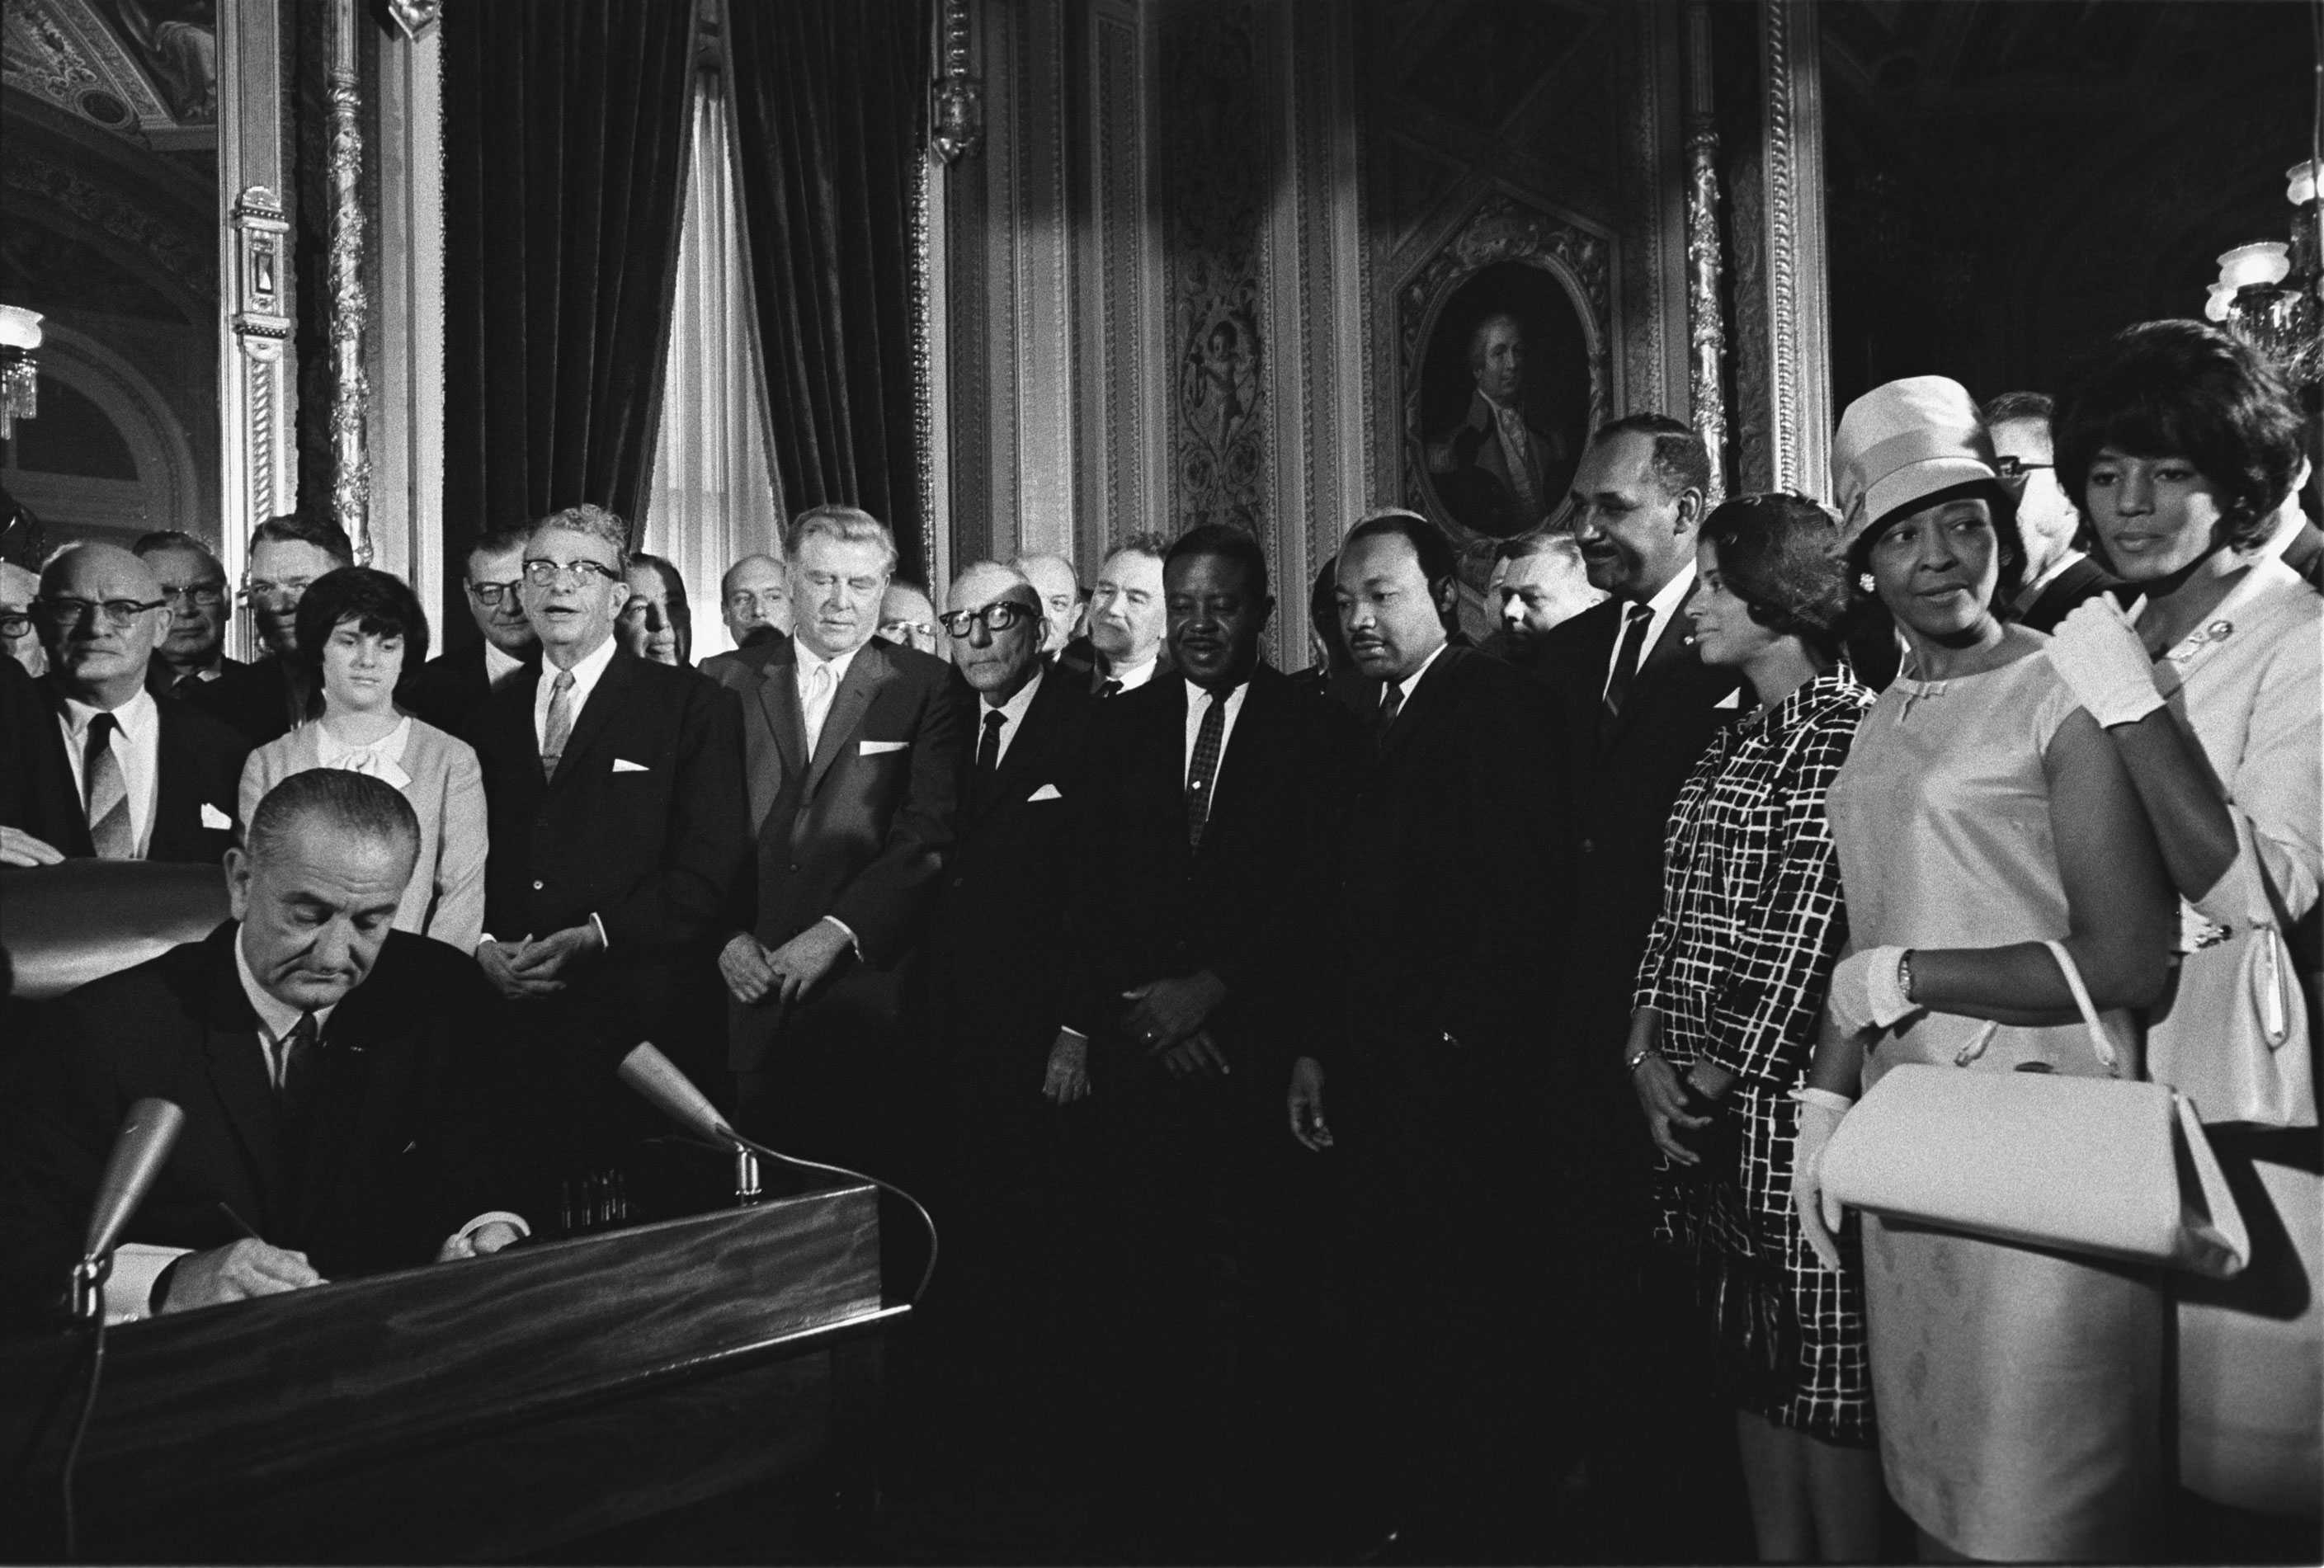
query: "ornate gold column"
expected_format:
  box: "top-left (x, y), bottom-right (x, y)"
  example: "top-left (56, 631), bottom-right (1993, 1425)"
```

top-left (327, 0), bottom-right (372, 560)
top-left (1683, 1), bottom-right (1727, 504)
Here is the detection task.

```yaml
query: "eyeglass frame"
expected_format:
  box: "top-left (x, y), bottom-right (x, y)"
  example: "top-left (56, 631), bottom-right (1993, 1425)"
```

top-left (240, 575), bottom-right (319, 604)
top-left (521, 557), bottom-right (624, 587)
top-left (33, 596), bottom-right (171, 629)
top-left (466, 577), bottom-right (526, 605)
top-left (937, 600), bottom-right (1041, 638)
top-left (0, 610), bottom-right (33, 638)
top-left (1992, 455), bottom-right (2053, 479)
top-left (158, 582), bottom-right (228, 608)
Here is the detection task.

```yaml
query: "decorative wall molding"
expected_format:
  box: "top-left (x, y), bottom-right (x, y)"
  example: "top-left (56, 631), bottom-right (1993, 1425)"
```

top-left (1683, 0), bottom-right (1728, 501)
top-left (325, 0), bottom-right (372, 562)
top-left (1010, 0), bottom-right (1077, 558)
top-left (1757, 0), bottom-right (1830, 497)
top-left (372, 12), bottom-right (444, 619)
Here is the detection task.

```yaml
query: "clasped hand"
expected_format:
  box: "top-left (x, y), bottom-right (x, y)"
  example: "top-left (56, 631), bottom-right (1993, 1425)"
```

top-left (1121, 972), bottom-right (1228, 1076)
top-left (478, 923), bottom-right (601, 1000)
top-left (1631, 1053), bottom-right (1732, 1164)
top-left (719, 920), bottom-right (851, 1007)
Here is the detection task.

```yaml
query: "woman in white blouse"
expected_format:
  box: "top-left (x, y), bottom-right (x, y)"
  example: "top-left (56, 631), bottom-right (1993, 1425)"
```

top-left (2049, 319), bottom-right (2322, 1528)
top-left (239, 567), bottom-right (488, 952)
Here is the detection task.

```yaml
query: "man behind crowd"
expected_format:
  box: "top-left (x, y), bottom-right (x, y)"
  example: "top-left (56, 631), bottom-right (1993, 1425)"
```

top-left (469, 504), bottom-right (747, 1178)
top-left (1, 560), bottom-right (44, 676)
top-left (1062, 534), bottom-right (1170, 696)
top-left (619, 552), bottom-right (693, 667)
top-left (1985, 390), bottom-right (2113, 632)
top-left (1011, 551), bottom-right (1081, 656)
top-left (1481, 531), bottom-right (1605, 667)
top-left (719, 553), bottom-right (791, 649)
top-left (703, 505), bottom-right (962, 1174)
top-left (191, 511), bottom-right (355, 746)
top-left (878, 579), bottom-right (942, 657)
top-left (1, 542), bottom-right (247, 869)
top-left (132, 530), bottom-right (241, 697)
top-left (399, 522), bottom-right (540, 738)
top-left (0, 770), bottom-right (526, 1330)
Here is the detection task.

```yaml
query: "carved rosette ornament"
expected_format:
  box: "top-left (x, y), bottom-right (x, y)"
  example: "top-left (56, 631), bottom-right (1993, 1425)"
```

top-left (327, 26), bottom-right (371, 562)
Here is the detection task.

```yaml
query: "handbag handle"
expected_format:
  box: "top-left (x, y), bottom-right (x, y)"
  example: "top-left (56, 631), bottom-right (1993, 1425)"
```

top-left (2040, 939), bottom-right (2122, 1076)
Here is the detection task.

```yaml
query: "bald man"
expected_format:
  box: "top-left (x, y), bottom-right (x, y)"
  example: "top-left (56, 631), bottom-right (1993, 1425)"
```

top-left (1011, 553), bottom-right (1081, 656)
top-left (720, 553), bottom-right (791, 649)
top-left (2, 543), bottom-right (248, 866)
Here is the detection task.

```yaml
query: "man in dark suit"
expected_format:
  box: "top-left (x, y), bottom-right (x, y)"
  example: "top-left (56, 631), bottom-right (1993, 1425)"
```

top-left (1, 543), bottom-right (246, 869)
top-left (190, 511), bottom-right (354, 746)
top-left (0, 770), bottom-right (524, 1330)
top-left (700, 505), bottom-right (962, 1178)
top-left (133, 530), bottom-right (246, 699)
top-left (1286, 508), bottom-right (1570, 1558)
top-left (1986, 392), bottom-right (2114, 631)
top-left (469, 504), bottom-right (748, 1184)
top-left (1051, 534), bottom-right (1173, 696)
top-left (398, 522), bottom-right (540, 738)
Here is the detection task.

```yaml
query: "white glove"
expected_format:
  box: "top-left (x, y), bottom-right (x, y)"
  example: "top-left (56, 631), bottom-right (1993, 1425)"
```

top-left (1826, 946), bottom-right (1916, 1038)
top-left (1791, 1087), bottom-right (1855, 1273)
top-left (2048, 597), bottom-right (2164, 728)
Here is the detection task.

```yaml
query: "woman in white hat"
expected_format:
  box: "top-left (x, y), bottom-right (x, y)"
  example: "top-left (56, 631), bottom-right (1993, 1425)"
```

top-left (1789, 375), bottom-right (2176, 1561)
top-left (2050, 320), bottom-right (2320, 1530)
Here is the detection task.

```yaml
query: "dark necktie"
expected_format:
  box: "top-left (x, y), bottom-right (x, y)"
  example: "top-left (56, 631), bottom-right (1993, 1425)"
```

top-left (1097, 677), bottom-right (1123, 699)
top-left (1374, 680), bottom-right (1404, 753)
top-left (1600, 604), bottom-right (1655, 726)
top-left (278, 1011), bottom-right (320, 1124)
top-left (973, 708), bottom-right (1006, 815)
top-left (83, 711), bottom-right (134, 859)
top-left (1186, 692), bottom-right (1227, 849)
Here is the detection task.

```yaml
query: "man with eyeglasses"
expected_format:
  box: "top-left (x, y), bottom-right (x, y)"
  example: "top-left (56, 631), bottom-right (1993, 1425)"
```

top-left (190, 512), bottom-right (354, 746)
top-left (133, 530), bottom-right (244, 698)
top-left (1983, 390), bottom-right (2114, 633)
top-left (401, 522), bottom-right (541, 738)
top-left (698, 504), bottom-right (963, 1177)
top-left (1, 561), bottom-right (44, 677)
top-left (470, 504), bottom-right (747, 1183)
top-left (877, 579), bottom-right (942, 658)
top-left (2, 543), bottom-right (247, 868)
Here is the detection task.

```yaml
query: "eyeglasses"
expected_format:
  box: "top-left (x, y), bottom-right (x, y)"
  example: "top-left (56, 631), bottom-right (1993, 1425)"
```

top-left (241, 576), bottom-right (316, 604)
top-left (1992, 456), bottom-right (2052, 479)
top-left (522, 558), bottom-right (622, 586)
top-left (467, 577), bottom-right (525, 605)
top-left (937, 601), bottom-right (1039, 638)
top-left (0, 611), bottom-right (31, 638)
top-left (160, 583), bottom-right (227, 608)
top-left (35, 596), bottom-right (169, 629)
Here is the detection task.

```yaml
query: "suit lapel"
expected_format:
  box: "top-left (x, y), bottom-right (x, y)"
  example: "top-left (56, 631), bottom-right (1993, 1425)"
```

top-left (30, 678), bottom-right (97, 857)
top-left (1600, 581), bottom-right (1704, 751)
top-left (290, 1001), bottom-right (385, 1241)
top-left (752, 642), bottom-right (809, 818)
top-left (1374, 647), bottom-right (1462, 768)
top-left (550, 648), bottom-right (634, 787)
top-left (148, 699), bottom-right (201, 855)
top-left (803, 642), bottom-right (893, 800)
top-left (1194, 667), bottom-right (1272, 857)
top-left (198, 933), bottom-right (289, 1230)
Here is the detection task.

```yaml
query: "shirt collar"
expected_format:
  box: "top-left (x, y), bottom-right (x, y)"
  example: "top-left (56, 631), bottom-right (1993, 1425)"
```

top-left (59, 685), bottom-right (158, 739)
top-left (233, 924), bottom-right (341, 1042)
top-left (314, 715), bottom-right (412, 769)
top-left (1109, 650), bottom-right (1160, 690)
top-left (1393, 639), bottom-right (1450, 702)
top-left (483, 640), bottom-right (526, 685)
top-left (546, 633), bottom-right (618, 689)
top-left (1638, 558), bottom-right (1697, 625)
top-left (983, 662), bottom-right (1044, 727)
top-left (796, 637), bottom-right (868, 688)
top-left (1184, 676), bottom-right (1249, 709)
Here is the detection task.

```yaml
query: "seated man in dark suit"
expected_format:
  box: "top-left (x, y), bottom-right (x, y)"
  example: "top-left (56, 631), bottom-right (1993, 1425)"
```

top-left (1, 543), bottom-right (246, 869)
top-left (191, 511), bottom-right (355, 746)
top-left (0, 770), bottom-right (526, 1330)
top-left (398, 521), bottom-right (540, 738)
top-left (1287, 507), bottom-right (1572, 1559)
top-left (470, 504), bottom-right (748, 1185)
top-left (700, 504), bottom-right (963, 1179)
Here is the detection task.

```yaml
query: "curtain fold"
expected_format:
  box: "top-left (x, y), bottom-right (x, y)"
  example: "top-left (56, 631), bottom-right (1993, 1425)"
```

top-left (724, 0), bottom-right (932, 580)
top-left (442, 0), bottom-right (696, 569)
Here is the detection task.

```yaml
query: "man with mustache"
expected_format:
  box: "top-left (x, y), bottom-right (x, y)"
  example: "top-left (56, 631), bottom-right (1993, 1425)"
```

top-left (700, 504), bottom-right (963, 1175)
top-left (2, 542), bottom-right (247, 868)
top-left (191, 512), bottom-right (355, 746)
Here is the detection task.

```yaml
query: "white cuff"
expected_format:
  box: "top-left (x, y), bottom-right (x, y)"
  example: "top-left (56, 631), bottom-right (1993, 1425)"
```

top-left (456, 1210), bottom-right (530, 1242)
top-left (104, 1242), bottom-right (192, 1324)
top-left (589, 912), bottom-right (610, 953)
top-left (1056, 1027), bottom-right (1090, 1047)
top-left (1793, 1087), bottom-right (1856, 1114)
top-left (1865, 947), bottom-right (1918, 1028)
top-left (819, 915), bottom-right (860, 956)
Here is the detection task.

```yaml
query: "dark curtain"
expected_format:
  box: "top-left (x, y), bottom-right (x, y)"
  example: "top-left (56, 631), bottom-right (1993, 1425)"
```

top-left (442, 0), bottom-right (696, 572)
top-left (725, 0), bottom-right (932, 580)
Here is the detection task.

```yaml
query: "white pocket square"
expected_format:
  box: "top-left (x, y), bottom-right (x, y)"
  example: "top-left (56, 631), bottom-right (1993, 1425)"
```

top-left (1714, 689), bottom-right (1743, 709)
top-left (860, 739), bottom-right (910, 756)
top-left (200, 803), bottom-right (233, 830)
top-left (612, 758), bottom-right (650, 773)
top-left (1028, 784), bottom-right (1063, 802)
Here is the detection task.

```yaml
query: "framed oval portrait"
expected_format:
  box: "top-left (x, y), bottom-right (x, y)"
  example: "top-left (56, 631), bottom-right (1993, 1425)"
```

top-left (1410, 259), bottom-right (1594, 542)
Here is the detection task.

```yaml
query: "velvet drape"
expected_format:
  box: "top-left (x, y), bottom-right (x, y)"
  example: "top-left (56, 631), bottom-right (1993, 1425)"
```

top-left (724, 0), bottom-right (931, 581)
top-left (442, 0), bottom-right (696, 566)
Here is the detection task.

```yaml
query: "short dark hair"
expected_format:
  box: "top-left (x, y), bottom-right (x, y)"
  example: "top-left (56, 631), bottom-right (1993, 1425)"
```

top-left (1982, 390), bottom-right (2054, 429)
top-left (246, 768), bottom-right (420, 873)
top-left (131, 530), bottom-right (224, 574)
top-left (1589, 413), bottom-right (1712, 503)
top-left (629, 551), bottom-right (689, 611)
top-left (2055, 319), bottom-right (2304, 552)
top-left (1166, 524), bottom-right (1270, 600)
top-left (1342, 509), bottom-right (1458, 590)
top-left (466, 522), bottom-right (533, 577)
top-left (293, 567), bottom-right (431, 716)
top-left (251, 511), bottom-right (355, 567)
top-left (1307, 553), bottom-right (1351, 671)
top-left (1699, 492), bottom-right (1856, 662)
top-left (1105, 532), bottom-right (1172, 567)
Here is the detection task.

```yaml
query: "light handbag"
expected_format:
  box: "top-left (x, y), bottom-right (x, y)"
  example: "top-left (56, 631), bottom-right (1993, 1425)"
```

top-left (1821, 940), bottom-right (2251, 1278)
top-left (2148, 911), bottom-right (2317, 1130)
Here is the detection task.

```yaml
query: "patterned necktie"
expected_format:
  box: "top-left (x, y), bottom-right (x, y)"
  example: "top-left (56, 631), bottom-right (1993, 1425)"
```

top-left (83, 711), bottom-right (134, 859)
top-left (1374, 680), bottom-right (1404, 753)
top-left (972, 708), bottom-right (1007, 816)
top-left (1186, 692), bottom-right (1227, 849)
top-left (1601, 603), bottom-right (1655, 727)
top-left (802, 661), bottom-right (837, 755)
top-left (278, 1011), bottom-right (320, 1123)
top-left (540, 668), bottom-right (576, 780)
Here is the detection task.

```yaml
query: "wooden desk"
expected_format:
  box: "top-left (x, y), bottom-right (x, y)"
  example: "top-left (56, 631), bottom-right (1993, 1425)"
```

top-left (0, 1184), bottom-right (894, 1562)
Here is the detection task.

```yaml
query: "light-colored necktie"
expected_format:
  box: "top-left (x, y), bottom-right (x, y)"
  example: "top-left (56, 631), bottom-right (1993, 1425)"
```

top-left (801, 660), bottom-right (837, 756)
top-left (83, 711), bottom-right (134, 859)
top-left (540, 669), bottom-right (576, 780)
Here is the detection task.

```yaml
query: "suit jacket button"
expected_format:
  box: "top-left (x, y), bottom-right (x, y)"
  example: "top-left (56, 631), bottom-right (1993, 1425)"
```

top-left (951, 877), bottom-right (965, 889)
top-left (1580, 837), bottom-right (1596, 855)
top-left (789, 864), bottom-right (801, 873)
top-left (532, 878), bottom-right (544, 890)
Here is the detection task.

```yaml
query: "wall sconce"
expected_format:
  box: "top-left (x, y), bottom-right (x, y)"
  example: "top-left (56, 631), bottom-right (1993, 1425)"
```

top-left (0, 305), bottom-right (42, 442)
top-left (930, 0), bottom-right (983, 165)
top-left (2209, 162), bottom-right (2321, 388)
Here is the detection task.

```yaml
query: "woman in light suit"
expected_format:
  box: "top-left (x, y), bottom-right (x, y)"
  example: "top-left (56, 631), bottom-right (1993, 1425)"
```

top-left (239, 567), bottom-right (488, 952)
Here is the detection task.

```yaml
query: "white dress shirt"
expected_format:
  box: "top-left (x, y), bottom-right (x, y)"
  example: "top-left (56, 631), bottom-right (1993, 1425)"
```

top-left (483, 639), bottom-right (526, 689)
top-left (1386, 639), bottom-right (1450, 712)
top-left (796, 639), bottom-right (869, 756)
top-left (1604, 559), bottom-right (1697, 697)
top-left (531, 634), bottom-right (618, 751)
top-left (55, 687), bottom-right (162, 857)
top-left (1181, 678), bottom-right (1251, 810)
top-left (1109, 651), bottom-right (1160, 694)
top-left (978, 665), bottom-right (1044, 770)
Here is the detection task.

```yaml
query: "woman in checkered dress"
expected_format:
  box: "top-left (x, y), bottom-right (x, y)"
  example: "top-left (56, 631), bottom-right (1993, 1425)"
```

top-left (1624, 493), bottom-right (1880, 1560)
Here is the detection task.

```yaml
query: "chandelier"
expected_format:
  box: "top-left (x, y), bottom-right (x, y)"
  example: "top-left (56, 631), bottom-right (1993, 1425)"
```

top-left (0, 305), bottom-right (40, 441)
top-left (2208, 162), bottom-right (2322, 390)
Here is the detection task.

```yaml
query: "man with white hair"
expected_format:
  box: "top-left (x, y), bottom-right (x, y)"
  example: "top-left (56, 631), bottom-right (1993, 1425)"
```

top-left (2, 541), bottom-right (247, 867)
top-left (700, 505), bottom-right (964, 1170)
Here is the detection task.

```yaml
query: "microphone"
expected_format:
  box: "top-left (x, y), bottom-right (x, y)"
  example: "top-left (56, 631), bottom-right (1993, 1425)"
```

top-left (73, 1099), bottom-right (185, 1321)
top-left (615, 1043), bottom-right (760, 1205)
